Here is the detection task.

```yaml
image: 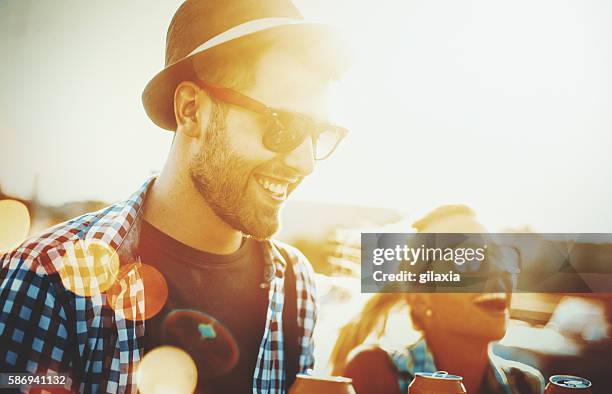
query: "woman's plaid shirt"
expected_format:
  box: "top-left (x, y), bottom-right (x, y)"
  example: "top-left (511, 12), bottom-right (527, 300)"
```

top-left (387, 338), bottom-right (545, 394)
top-left (0, 178), bottom-right (317, 393)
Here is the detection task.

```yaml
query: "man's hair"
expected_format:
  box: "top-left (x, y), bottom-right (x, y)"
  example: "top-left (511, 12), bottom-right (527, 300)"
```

top-left (169, 38), bottom-right (269, 140)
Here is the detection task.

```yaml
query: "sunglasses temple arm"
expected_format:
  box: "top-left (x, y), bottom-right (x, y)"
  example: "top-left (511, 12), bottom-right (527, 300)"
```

top-left (196, 79), bottom-right (270, 115)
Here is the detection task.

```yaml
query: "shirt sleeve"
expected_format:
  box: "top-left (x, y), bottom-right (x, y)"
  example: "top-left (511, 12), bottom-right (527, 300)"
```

top-left (0, 252), bottom-right (76, 392)
top-left (292, 248), bottom-right (318, 372)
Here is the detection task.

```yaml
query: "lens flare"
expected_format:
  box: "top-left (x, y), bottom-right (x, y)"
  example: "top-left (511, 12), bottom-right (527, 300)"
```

top-left (108, 263), bottom-right (168, 321)
top-left (163, 310), bottom-right (239, 377)
top-left (137, 346), bottom-right (198, 394)
top-left (0, 199), bottom-right (31, 254)
top-left (58, 239), bottom-right (120, 297)
top-left (139, 264), bottom-right (169, 320)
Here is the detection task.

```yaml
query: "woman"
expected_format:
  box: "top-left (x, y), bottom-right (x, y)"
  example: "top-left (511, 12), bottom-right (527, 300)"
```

top-left (330, 205), bottom-right (544, 394)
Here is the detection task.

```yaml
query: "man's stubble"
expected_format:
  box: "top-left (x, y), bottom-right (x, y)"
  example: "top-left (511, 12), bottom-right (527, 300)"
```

top-left (189, 103), bottom-right (281, 240)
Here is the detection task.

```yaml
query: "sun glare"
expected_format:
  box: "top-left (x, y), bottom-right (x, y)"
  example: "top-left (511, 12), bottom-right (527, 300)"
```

top-left (0, 199), bottom-right (30, 254)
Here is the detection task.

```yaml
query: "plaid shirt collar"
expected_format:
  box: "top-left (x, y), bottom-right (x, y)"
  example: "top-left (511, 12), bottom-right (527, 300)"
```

top-left (388, 338), bottom-right (513, 394)
top-left (1, 177), bottom-right (316, 393)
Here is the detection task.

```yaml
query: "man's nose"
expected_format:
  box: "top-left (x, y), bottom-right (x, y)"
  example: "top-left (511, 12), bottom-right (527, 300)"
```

top-left (282, 136), bottom-right (315, 176)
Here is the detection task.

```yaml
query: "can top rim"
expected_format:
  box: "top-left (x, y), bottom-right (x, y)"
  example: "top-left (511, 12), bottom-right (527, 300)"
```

top-left (549, 375), bottom-right (592, 388)
top-left (415, 372), bottom-right (463, 381)
top-left (295, 374), bottom-right (353, 383)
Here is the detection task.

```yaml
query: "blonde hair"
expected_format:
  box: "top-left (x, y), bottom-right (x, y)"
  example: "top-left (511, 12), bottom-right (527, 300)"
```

top-left (329, 204), bottom-right (475, 375)
top-left (412, 204), bottom-right (475, 232)
top-left (330, 293), bottom-right (405, 375)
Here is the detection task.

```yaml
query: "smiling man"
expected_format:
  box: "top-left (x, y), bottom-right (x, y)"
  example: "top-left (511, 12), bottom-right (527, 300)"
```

top-left (0, 0), bottom-right (349, 392)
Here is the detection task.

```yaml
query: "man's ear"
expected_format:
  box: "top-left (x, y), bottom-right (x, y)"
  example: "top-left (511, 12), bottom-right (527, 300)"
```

top-left (173, 81), bottom-right (211, 138)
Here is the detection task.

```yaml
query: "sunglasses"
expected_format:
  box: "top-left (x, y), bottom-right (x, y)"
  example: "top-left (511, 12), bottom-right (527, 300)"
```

top-left (194, 79), bottom-right (348, 160)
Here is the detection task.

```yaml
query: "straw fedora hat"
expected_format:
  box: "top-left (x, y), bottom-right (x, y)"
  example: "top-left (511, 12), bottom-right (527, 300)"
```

top-left (142, 0), bottom-right (350, 131)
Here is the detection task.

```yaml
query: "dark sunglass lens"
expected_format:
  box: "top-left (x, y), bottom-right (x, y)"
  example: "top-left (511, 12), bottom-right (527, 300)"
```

top-left (263, 111), bottom-right (309, 153)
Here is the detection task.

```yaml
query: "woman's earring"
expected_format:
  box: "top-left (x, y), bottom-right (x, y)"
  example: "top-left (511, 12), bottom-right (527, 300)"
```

top-left (425, 309), bottom-right (432, 318)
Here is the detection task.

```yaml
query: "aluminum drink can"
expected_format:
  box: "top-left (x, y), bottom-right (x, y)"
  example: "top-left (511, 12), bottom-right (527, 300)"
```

top-left (408, 371), bottom-right (467, 394)
top-left (289, 374), bottom-right (355, 394)
top-left (545, 375), bottom-right (592, 394)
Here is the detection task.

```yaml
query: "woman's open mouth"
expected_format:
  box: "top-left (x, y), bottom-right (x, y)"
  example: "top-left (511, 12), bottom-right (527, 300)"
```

top-left (473, 293), bottom-right (509, 314)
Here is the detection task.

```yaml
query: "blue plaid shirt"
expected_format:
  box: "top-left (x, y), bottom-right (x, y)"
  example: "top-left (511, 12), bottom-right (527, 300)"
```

top-left (0, 178), bottom-right (317, 393)
top-left (386, 338), bottom-right (545, 394)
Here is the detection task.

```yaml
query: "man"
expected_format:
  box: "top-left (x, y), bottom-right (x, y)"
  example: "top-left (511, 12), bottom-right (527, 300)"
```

top-left (0, 0), bottom-right (350, 392)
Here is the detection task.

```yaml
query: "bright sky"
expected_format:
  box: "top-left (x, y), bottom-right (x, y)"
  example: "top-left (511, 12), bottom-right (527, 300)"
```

top-left (1, 0), bottom-right (611, 232)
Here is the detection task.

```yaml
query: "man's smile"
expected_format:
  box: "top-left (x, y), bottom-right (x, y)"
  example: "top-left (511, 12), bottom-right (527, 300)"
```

top-left (253, 174), bottom-right (298, 202)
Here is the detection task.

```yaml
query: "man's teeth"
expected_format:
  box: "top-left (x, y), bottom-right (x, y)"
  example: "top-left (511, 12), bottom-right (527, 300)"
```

top-left (257, 178), bottom-right (288, 196)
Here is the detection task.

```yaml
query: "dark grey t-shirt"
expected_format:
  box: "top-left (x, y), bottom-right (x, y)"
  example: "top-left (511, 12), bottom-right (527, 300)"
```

top-left (139, 220), bottom-right (269, 393)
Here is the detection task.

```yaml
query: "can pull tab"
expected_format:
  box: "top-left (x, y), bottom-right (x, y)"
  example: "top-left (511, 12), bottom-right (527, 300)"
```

top-left (565, 380), bottom-right (584, 388)
top-left (433, 371), bottom-right (449, 378)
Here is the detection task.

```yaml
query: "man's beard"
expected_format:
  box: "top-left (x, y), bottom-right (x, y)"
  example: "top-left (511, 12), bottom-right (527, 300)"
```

top-left (189, 104), bottom-right (282, 240)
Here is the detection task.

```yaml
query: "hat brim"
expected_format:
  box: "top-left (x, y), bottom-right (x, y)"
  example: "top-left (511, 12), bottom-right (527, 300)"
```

top-left (142, 22), bottom-right (351, 131)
